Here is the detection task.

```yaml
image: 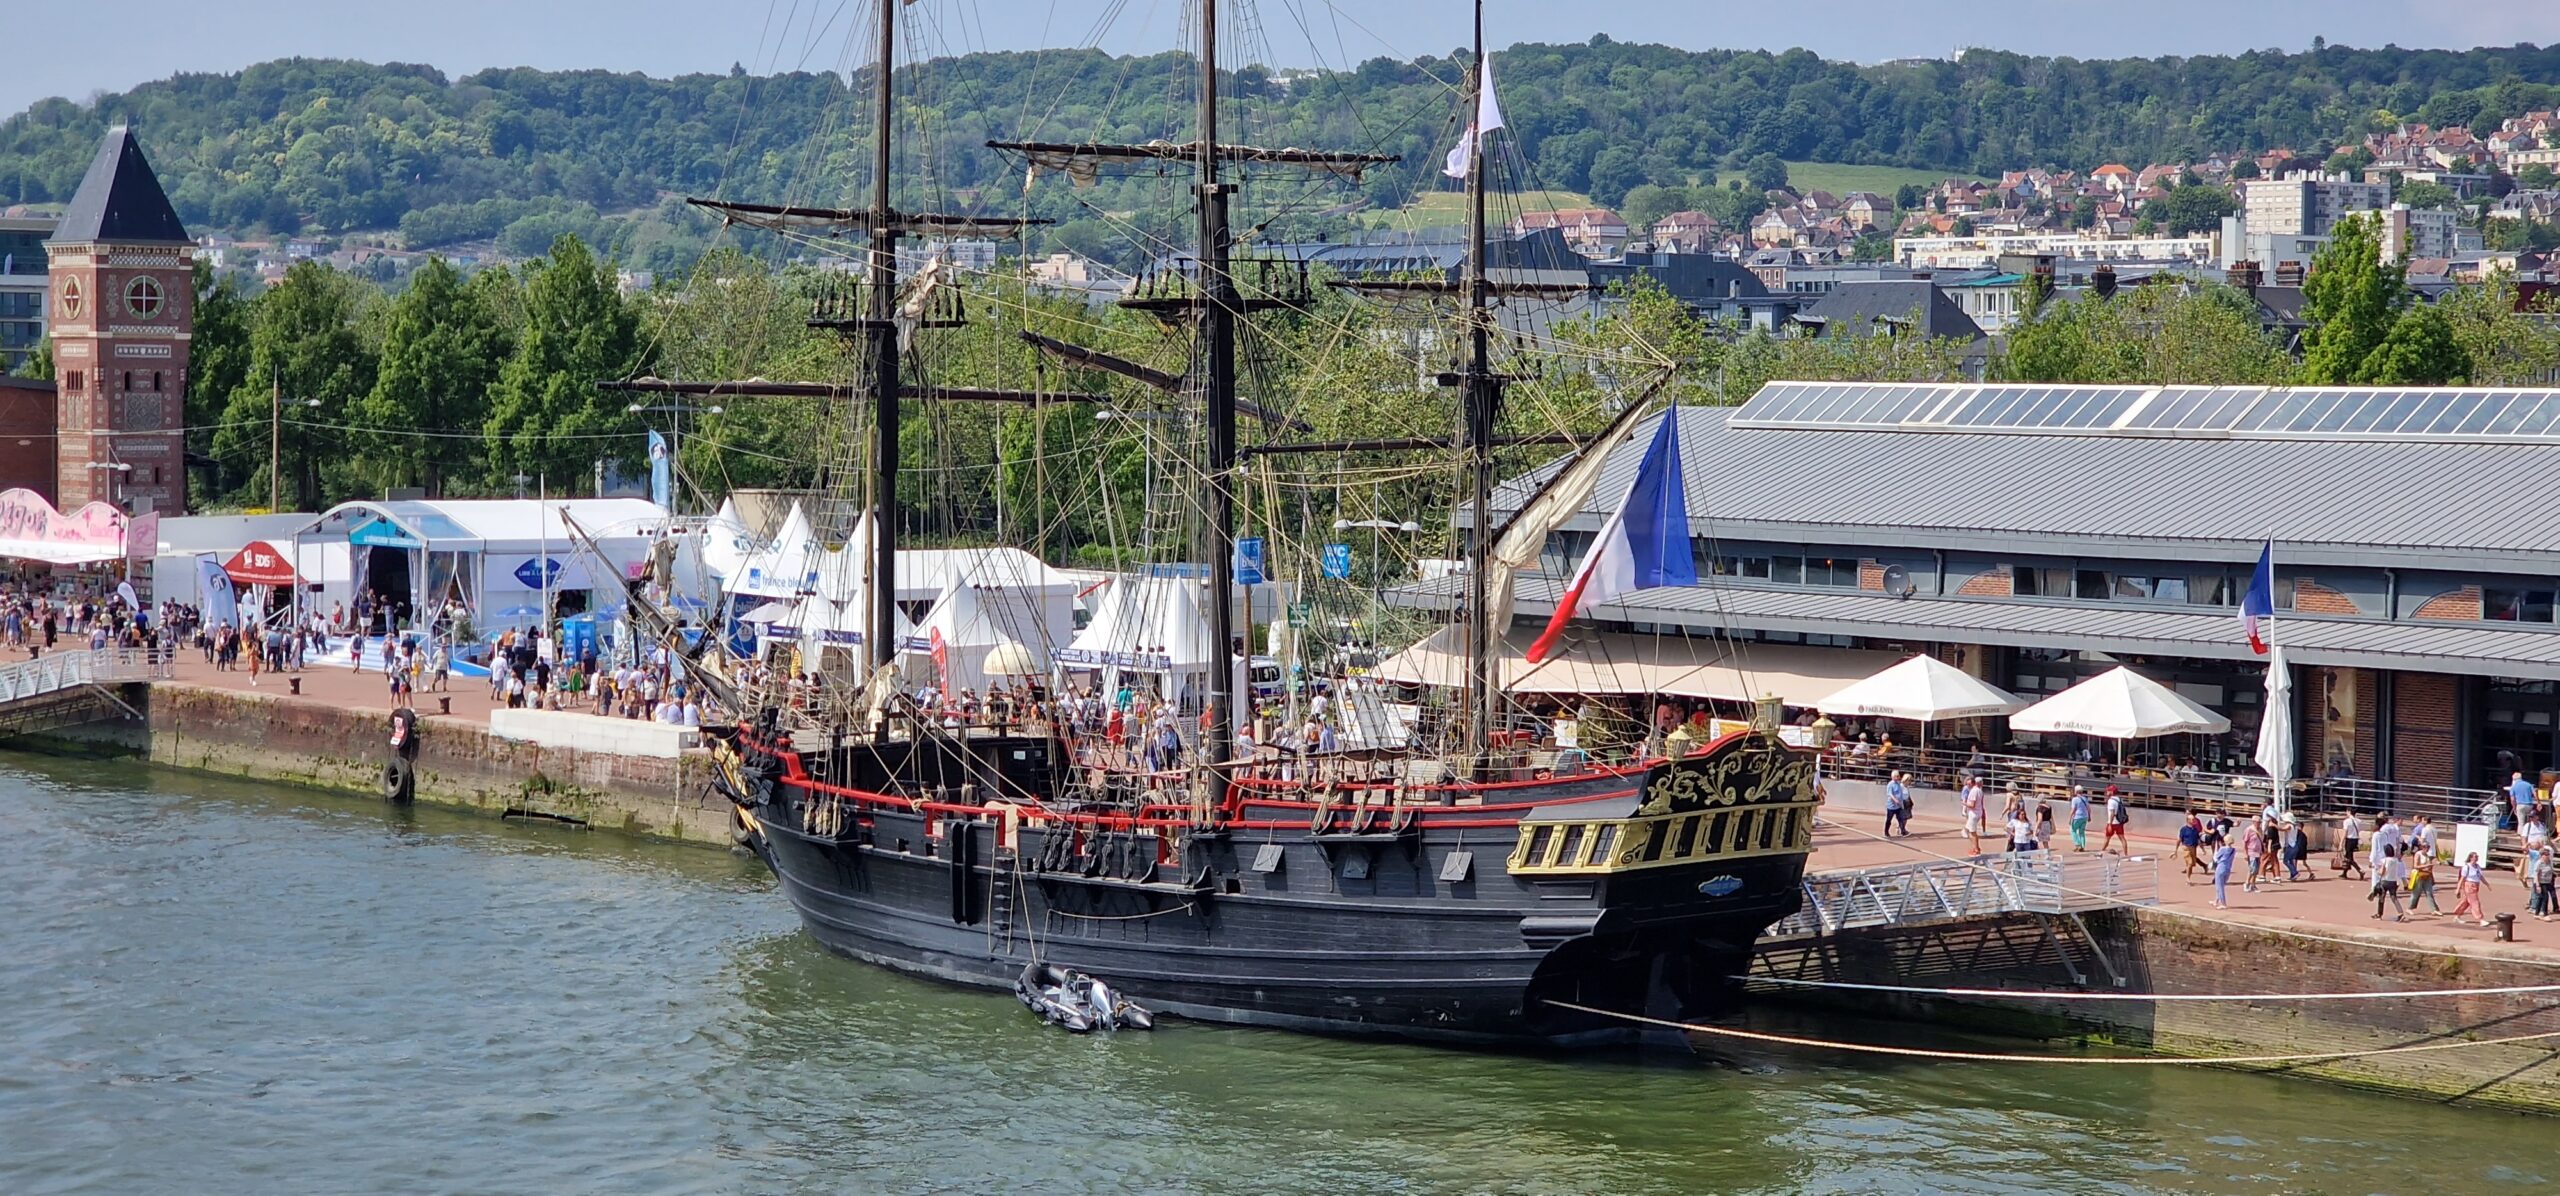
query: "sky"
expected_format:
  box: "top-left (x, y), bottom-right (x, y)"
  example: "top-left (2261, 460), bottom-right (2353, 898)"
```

top-left (10, 0), bottom-right (2560, 121)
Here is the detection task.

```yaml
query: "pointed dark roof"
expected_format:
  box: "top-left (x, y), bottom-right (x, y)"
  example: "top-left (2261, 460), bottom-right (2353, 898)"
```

top-left (47, 126), bottom-right (190, 246)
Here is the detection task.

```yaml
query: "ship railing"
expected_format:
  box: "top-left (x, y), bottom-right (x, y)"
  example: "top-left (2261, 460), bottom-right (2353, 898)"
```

top-left (1506, 797), bottom-right (1820, 877)
top-left (1764, 851), bottom-right (2160, 940)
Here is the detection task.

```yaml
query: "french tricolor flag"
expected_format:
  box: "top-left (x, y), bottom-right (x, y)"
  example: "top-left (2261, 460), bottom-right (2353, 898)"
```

top-left (1526, 409), bottom-right (1697, 663)
top-left (2239, 539), bottom-right (2275, 655)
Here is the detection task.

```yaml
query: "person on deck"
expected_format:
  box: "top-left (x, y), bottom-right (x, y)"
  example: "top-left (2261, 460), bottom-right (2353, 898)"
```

top-left (2100, 788), bottom-right (2130, 855)
top-left (2067, 786), bottom-right (2092, 852)
top-left (2281, 816), bottom-right (2311, 882)
top-left (1959, 776), bottom-right (1985, 854)
top-left (2371, 844), bottom-right (2408, 921)
top-left (2177, 813), bottom-right (2203, 881)
top-left (1882, 772), bottom-right (1911, 838)
top-left (2005, 810), bottom-right (2037, 853)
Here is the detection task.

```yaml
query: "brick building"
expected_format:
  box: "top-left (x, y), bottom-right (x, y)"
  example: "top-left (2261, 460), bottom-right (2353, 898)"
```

top-left (42, 125), bottom-right (191, 515)
top-left (1418, 381), bottom-right (2560, 796)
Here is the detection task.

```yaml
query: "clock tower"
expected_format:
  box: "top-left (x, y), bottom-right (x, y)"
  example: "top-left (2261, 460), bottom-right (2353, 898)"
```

top-left (44, 125), bottom-right (190, 514)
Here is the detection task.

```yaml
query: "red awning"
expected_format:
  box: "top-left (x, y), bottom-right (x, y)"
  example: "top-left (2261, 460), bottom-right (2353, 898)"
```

top-left (223, 540), bottom-right (298, 587)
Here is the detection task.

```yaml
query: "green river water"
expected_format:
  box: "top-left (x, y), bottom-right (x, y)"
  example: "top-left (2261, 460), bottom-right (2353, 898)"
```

top-left (1, 753), bottom-right (2553, 1195)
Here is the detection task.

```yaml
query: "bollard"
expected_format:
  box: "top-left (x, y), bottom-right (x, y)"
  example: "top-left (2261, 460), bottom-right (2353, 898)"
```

top-left (2495, 912), bottom-right (2517, 942)
top-left (438, 696), bottom-right (451, 716)
top-left (288, 677), bottom-right (301, 696)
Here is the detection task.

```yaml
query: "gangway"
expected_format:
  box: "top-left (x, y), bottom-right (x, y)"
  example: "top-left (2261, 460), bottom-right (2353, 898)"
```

top-left (1765, 851), bottom-right (2159, 942)
top-left (0, 646), bottom-right (171, 735)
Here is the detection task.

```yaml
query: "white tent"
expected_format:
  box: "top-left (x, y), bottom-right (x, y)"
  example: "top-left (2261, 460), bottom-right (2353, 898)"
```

top-left (731, 502), bottom-right (821, 598)
top-left (1816, 654), bottom-right (2025, 722)
top-left (1057, 575), bottom-right (1219, 702)
top-left (904, 581), bottom-right (1057, 692)
top-left (697, 496), bottom-right (758, 584)
top-left (2009, 666), bottom-right (2231, 739)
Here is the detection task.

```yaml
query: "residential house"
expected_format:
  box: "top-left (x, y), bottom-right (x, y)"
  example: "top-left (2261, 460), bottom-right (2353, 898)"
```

top-left (1647, 210), bottom-right (1721, 253)
top-left (2090, 164), bottom-right (2137, 193)
top-left (1841, 192), bottom-right (1891, 232)
top-left (1510, 208), bottom-right (1629, 258)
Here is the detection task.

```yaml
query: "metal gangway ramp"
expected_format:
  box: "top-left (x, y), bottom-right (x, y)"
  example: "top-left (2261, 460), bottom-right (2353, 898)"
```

top-left (1765, 851), bottom-right (2160, 942)
top-left (0, 646), bottom-right (170, 736)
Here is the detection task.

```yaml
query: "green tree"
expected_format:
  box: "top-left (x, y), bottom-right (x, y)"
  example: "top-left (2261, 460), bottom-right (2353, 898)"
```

top-left (2438, 279), bottom-right (2560, 385)
top-left (211, 260), bottom-right (377, 509)
top-left (1743, 153), bottom-right (1790, 194)
top-left (351, 257), bottom-right (509, 495)
top-left (1894, 183), bottom-right (1925, 211)
top-left (482, 234), bottom-right (647, 489)
top-left (2162, 184), bottom-right (2237, 235)
top-left (2395, 180), bottom-right (2459, 211)
top-left (186, 260), bottom-right (254, 498)
top-left (2071, 195), bottom-right (2099, 229)
top-left (1950, 215), bottom-right (1976, 236)
top-left (2231, 159), bottom-right (2261, 180)
top-left (2299, 214), bottom-right (2403, 384)
top-left (8, 338), bottom-right (49, 381)
top-left (2360, 302), bottom-right (2468, 385)
top-left (2520, 164), bottom-right (2559, 190)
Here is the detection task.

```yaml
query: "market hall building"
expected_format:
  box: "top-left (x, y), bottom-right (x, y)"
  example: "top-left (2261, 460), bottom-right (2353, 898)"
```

top-left (1419, 381), bottom-right (2560, 796)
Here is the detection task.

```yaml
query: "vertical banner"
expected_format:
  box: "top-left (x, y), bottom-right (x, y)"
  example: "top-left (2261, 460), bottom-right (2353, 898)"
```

top-left (648, 430), bottom-right (672, 511)
top-left (196, 553), bottom-right (239, 627)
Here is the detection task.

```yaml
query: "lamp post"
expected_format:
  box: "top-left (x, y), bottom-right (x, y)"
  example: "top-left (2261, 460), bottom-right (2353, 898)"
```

top-left (625, 402), bottom-right (723, 513)
top-left (268, 375), bottom-right (320, 513)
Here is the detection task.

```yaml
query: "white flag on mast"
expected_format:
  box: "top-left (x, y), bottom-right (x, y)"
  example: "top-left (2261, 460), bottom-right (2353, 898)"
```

top-left (1442, 54), bottom-right (1506, 179)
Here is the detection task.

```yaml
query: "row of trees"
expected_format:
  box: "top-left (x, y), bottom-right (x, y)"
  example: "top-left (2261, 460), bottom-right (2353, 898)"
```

top-left (11, 42), bottom-right (2560, 259)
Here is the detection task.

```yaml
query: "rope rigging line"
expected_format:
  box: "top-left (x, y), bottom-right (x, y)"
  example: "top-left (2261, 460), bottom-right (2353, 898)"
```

top-left (1542, 1000), bottom-right (2560, 1066)
top-left (1742, 974), bottom-right (2560, 1003)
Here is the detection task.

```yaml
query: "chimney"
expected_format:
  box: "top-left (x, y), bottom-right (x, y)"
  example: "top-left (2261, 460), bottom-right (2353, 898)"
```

top-left (2273, 261), bottom-right (2306, 287)
top-left (2092, 264), bottom-right (2118, 299)
top-left (2226, 260), bottom-right (2264, 291)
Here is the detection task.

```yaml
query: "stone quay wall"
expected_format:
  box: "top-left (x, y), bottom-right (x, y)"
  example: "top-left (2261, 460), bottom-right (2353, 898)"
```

top-left (46, 683), bottom-right (738, 847)
top-left (1753, 909), bottom-right (2560, 1114)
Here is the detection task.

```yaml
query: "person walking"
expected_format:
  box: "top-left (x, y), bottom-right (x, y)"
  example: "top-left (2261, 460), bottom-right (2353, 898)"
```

top-left (1961, 776), bottom-right (1986, 855)
top-left (1882, 771), bottom-right (1911, 838)
top-left (2371, 844), bottom-right (2409, 921)
top-left (2406, 848), bottom-right (2442, 916)
top-left (2006, 809), bottom-right (2038, 854)
top-left (2337, 811), bottom-right (2367, 880)
top-left (2176, 812), bottom-right (2203, 881)
top-left (2241, 819), bottom-right (2266, 894)
top-left (2529, 843), bottom-right (2560, 922)
top-left (2452, 853), bottom-right (2491, 926)
top-left (2281, 816), bottom-right (2310, 882)
top-left (2100, 787), bottom-right (2131, 855)
top-left (2035, 800), bottom-right (2055, 851)
top-left (2209, 832), bottom-right (2237, 909)
top-left (2067, 786), bottom-right (2092, 852)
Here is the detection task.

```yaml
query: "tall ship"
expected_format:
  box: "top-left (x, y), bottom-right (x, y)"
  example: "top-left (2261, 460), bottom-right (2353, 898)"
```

top-left (672, 0), bottom-right (1824, 1043)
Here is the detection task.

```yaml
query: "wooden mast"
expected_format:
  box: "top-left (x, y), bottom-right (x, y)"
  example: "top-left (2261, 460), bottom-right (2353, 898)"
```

top-left (863, 0), bottom-right (902, 674)
top-left (1459, 0), bottom-right (1501, 777)
top-left (1198, 0), bottom-right (1239, 776)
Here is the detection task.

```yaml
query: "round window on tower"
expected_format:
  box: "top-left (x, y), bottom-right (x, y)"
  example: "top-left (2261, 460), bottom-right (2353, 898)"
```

top-left (124, 275), bottom-right (165, 319)
top-left (58, 277), bottom-right (83, 319)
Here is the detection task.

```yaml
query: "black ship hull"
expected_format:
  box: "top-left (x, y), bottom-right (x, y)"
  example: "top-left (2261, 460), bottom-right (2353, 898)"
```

top-left (718, 726), bottom-right (1818, 1044)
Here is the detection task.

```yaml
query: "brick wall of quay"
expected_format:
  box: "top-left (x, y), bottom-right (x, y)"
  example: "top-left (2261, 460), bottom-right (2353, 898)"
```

top-left (1753, 910), bottom-right (2560, 1114)
top-left (63, 684), bottom-right (740, 847)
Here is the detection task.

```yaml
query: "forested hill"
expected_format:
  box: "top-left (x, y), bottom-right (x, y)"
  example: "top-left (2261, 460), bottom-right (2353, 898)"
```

top-left (5, 37), bottom-right (2559, 254)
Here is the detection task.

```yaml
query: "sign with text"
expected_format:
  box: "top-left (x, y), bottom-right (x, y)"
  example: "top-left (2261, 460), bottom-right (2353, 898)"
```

top-left (1235, 536), bottom-right (1266, 586)
top-left (1320, 542), bottom-right (1352, 579)
top-left (0, 488), bottom-right (126, 565)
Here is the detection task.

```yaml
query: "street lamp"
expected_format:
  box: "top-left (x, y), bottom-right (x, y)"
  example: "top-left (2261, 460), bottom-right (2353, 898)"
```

top-left (269, 385), bottom-right (320, 513)
top-left (627, 402), bottom-right (723, 512)
top-left (87, 460), bottom-right (133, 505)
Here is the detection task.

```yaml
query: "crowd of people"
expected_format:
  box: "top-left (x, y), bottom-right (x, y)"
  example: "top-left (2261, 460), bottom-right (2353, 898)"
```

top-left (478, 624), bottom-right (705, 726)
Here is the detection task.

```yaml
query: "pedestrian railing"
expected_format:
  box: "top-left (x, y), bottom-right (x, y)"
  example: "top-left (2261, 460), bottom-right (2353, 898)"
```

top-left (1765, 851), bottom-right (2159, 941)
top-left (1822, 742), bottom-right (2498, 826)
top-left (0, 645), bottom-right (170, 706)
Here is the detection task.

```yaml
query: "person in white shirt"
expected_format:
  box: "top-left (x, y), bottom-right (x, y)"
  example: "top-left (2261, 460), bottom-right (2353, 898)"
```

top-left (679, 700), bottom-right (702, 727)
top-left (2006, 812), bottom-right (2038, 853)
top-left (1960, 776), bottom-right (1987, 855)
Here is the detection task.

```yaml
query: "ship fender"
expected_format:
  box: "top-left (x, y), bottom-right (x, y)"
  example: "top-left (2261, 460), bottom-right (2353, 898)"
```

top-left (380, 757), bottom-right (415, 804)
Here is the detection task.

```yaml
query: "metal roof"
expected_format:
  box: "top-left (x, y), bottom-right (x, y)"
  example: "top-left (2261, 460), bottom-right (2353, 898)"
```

top-left (1486, 400), bottom-right (2560, 570)
top-left (47, 126), bottom-right (189, 246)
top-left (1395, 573), bottom-right (2560, 681)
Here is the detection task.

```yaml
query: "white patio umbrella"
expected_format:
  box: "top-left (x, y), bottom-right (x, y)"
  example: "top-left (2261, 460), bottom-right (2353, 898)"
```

top-left (1816, 654), bottom-right (2025, 722)
top-left (2009, 666), bottom-right (2231, 739)
top-left (2255, 645), bottom-right (2296, 814)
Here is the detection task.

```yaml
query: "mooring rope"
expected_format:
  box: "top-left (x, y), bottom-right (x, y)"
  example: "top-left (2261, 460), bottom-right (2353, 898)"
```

top-left (1743, 974), bottom-right (2560, 1002)
top-left (1542, 1000), bottom-right (2560, 1065)
top-left (1810, 814), bottom-right (2560, 970)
